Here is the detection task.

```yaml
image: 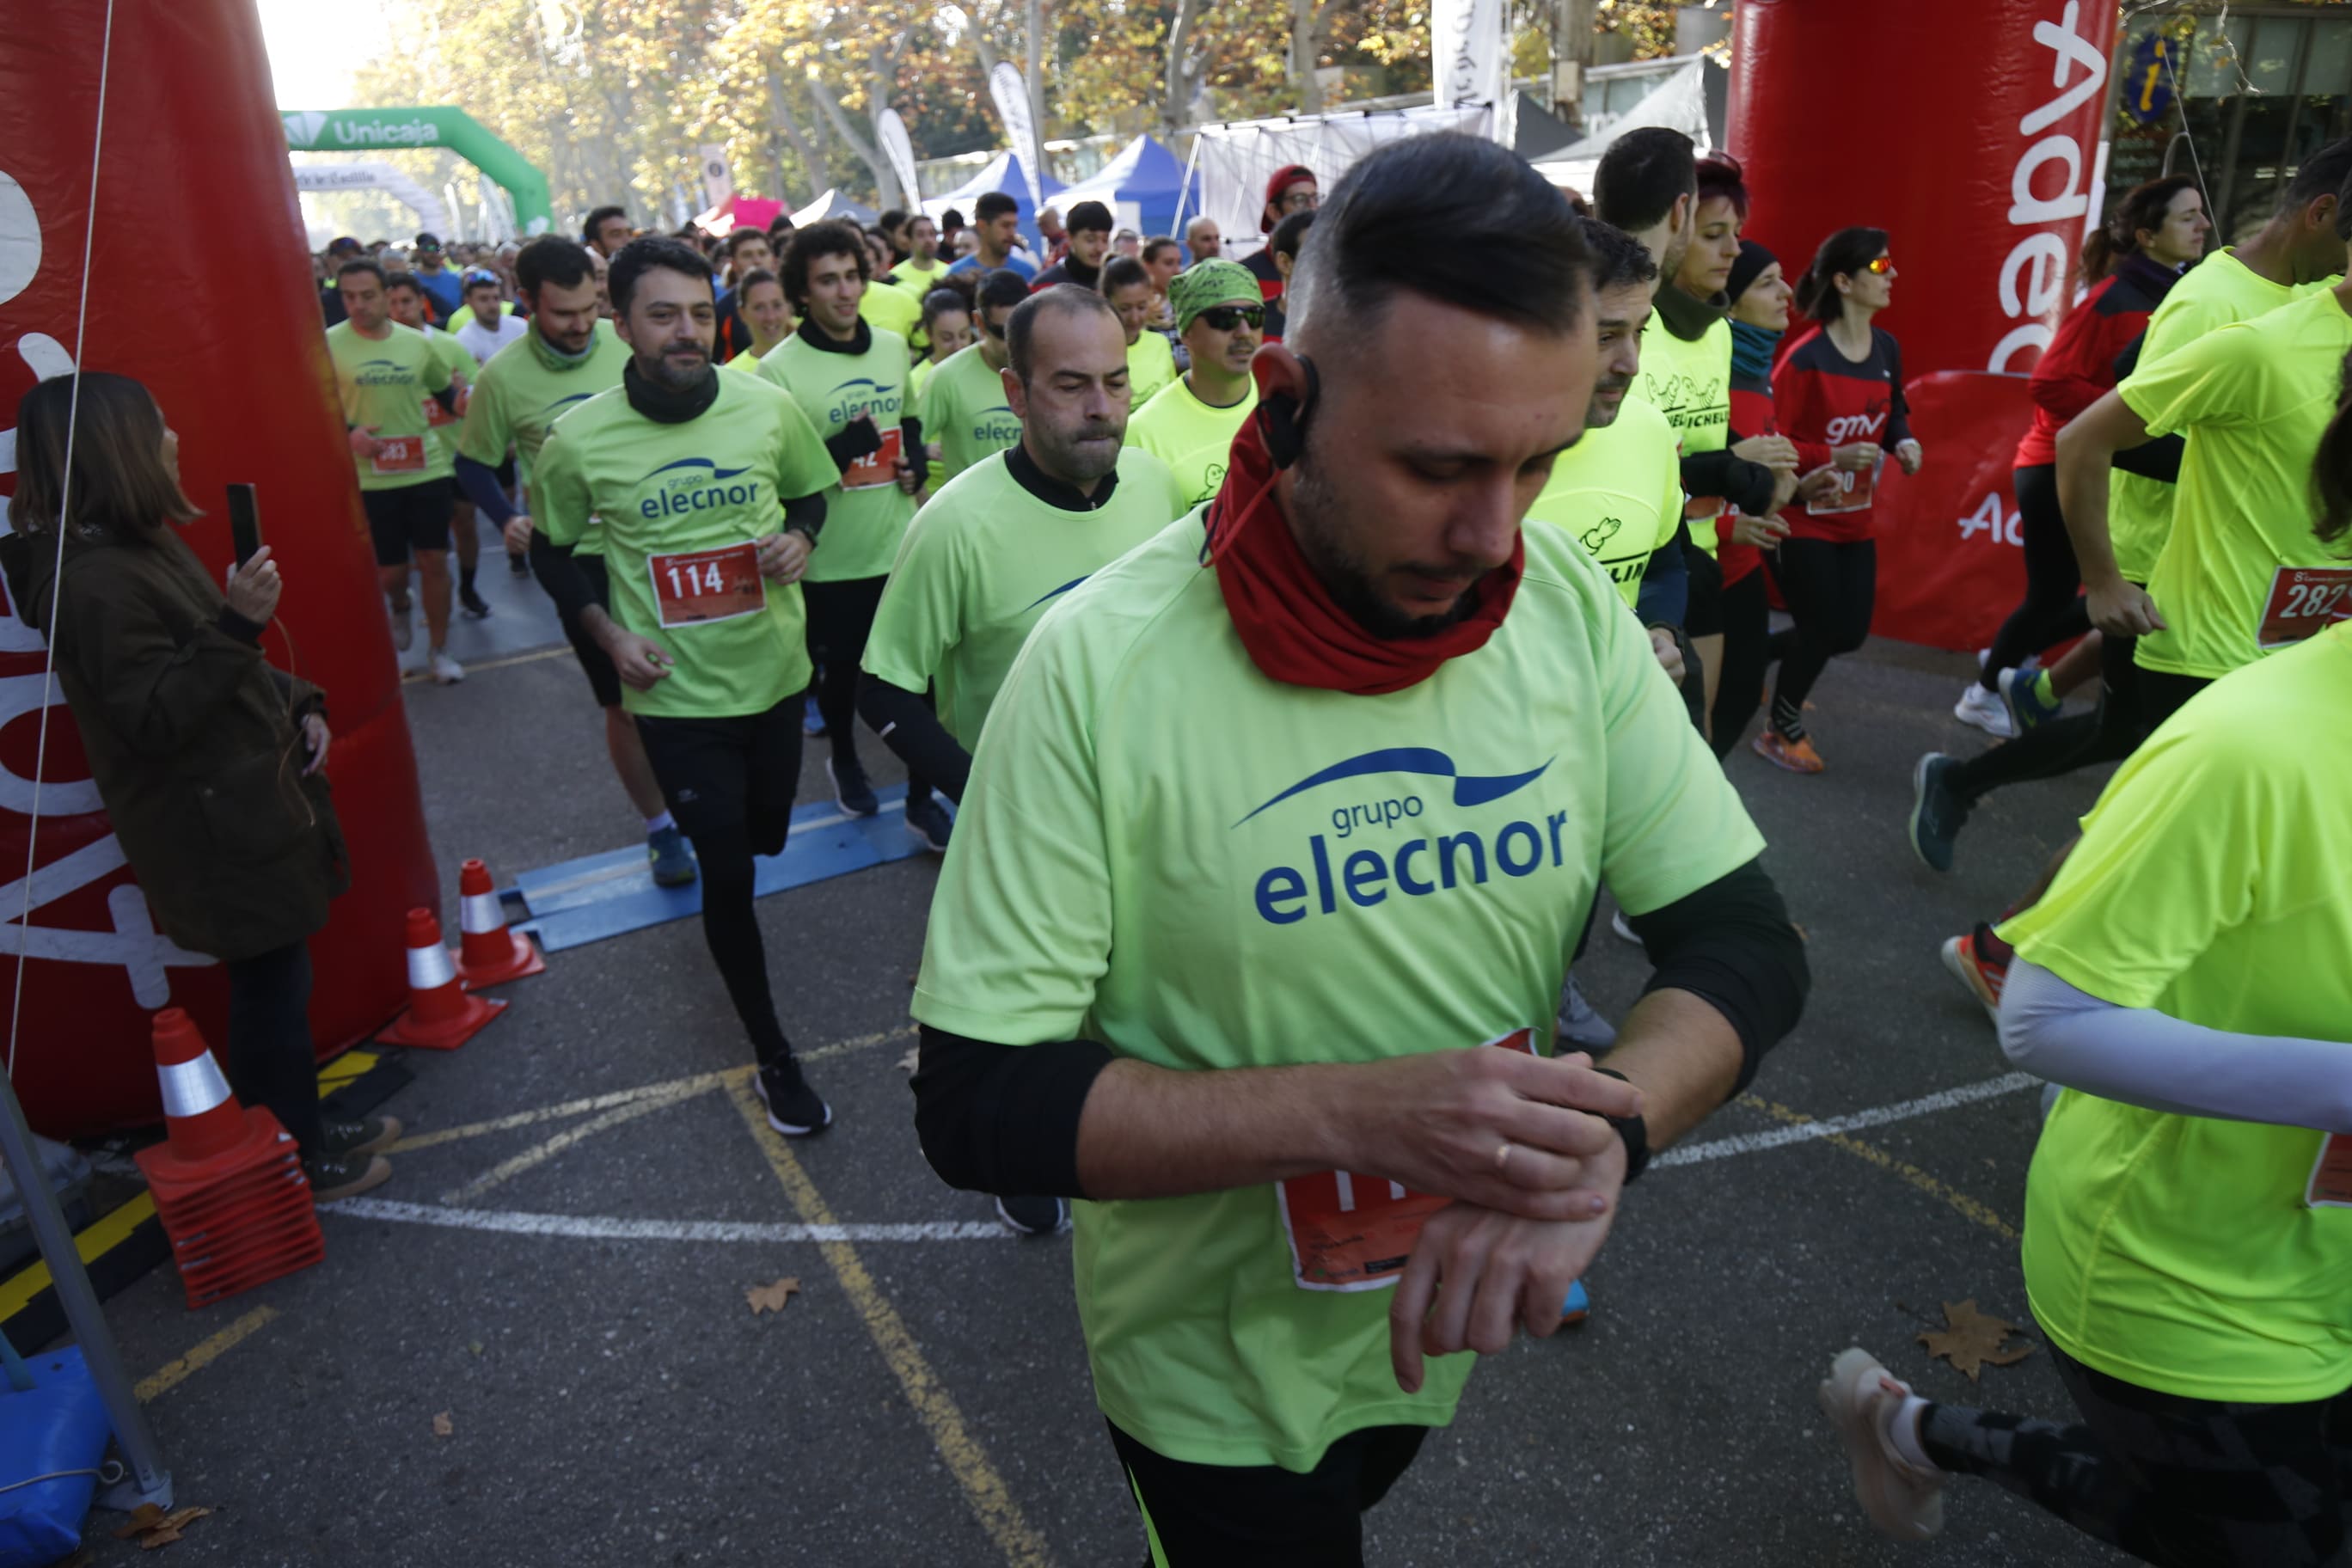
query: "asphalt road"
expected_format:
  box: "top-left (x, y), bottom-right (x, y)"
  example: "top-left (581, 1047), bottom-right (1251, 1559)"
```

top-left (68, 597), bottom-right (2131, 1568)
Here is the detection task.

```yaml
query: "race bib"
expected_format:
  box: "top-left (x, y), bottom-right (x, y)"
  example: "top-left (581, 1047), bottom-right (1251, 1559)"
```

top-left (2257, 567), bottom-right (2352, 652)
top-left (1275, 1027), bottom-right (1537, 1292)
top-left (370, 438), bottom-right (425, 475)
top-left (842, 424), bottom-right (903, 492)
top-left (2306, 1134), bottom-right (2352, 1209)
top-left (648, 542), bottom-right (764, 628)
top-left (423, 389), bottom-right (463, 427)
top-left (1806, 455), bottom-right (1880, 517)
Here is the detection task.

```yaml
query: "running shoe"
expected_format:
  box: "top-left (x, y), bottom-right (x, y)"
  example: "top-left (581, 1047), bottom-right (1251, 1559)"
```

top-left (903, 793), bottom-right (953, 854)
top-left (459, 584), bottom-right (493, 619)
top-left (753, 1056), bottom-right (832, 1136)
top-left (2000, 665), bottom-right (2063, 733)
top-left (388, 597), bottom-right (413, 652)
top-left (1907, 752), bottom-right (1969, 873)
top-left (1818, 1347), bottom-right (1946, 1542)
top-left (1610, 909), bottom-right (1640, 946)
top-left (1939, 924), bottom-right (2009, 1026)
top-left (646, 825), bottom-right (698, 888)
top-left (827, 755), bottom-right (879, 818)
top-left (1750, 731), bottom-right (1825, 774)
top-left (1559, 1278), bottom-right (1590, 1326)
top-left (1951, 680), bottom-right (2013, 738)
top-left (1555, 973), bottom-right (1616, 1050)
top-left (322, 1115), bottom-right (402, 1159)
top-left (429, 649), bottom-right (465, 685)
top-left (803, 691), bottom-right (828, 737)
top-left (995, 1195), bottom-right (1069, 1235)
top-left (304, 1151), bottom-right (392, 1202)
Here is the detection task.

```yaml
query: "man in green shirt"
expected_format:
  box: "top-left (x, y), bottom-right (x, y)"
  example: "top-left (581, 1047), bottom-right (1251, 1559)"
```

top-left (328, 258), bottom-right (462, 683)
top-left (1126, 259), bottom-right (1263, 506)
top-left (386, 271), bottom-right (493, 623)
top-left (534, 236), bottom-right (841, 1136)
top-left (883, 214), bottom-right (950, 300)
top-left (1101, 254), bottom-right (1178, 407)
top-left (759, 221), bottom-right (952, 851)
top-left (916, 270), bottom-right (1031, 488)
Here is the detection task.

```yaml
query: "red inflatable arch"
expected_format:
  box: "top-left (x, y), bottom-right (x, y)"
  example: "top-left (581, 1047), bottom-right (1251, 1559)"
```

top-left (0, 2), bottom-right (438, 1136)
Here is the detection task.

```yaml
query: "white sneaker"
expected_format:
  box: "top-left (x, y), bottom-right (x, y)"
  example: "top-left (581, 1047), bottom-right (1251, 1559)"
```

top-left (1951, 680), bottom-right (2013, 738)
top-left (1818, 1347), bottom-right (1946, 1542)
top-left (1610, 909), bottom-right (1640, 946)
top-left (389, 600), bottom-right (413, 652)
top-left (428, 649), bottom-right (465, 685)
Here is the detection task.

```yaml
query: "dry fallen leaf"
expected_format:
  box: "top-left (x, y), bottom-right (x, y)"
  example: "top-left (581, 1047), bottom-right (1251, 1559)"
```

top-left (432, 1411), bottom-right (454, 1438)
top-left (746, 1277), bottom-right (802, 1315)
top-left (897, 1046), bottom-right (920, 1073)
top-left (1918, 1299), bottom-right (2035, 1381)
top-left (114, 1504), bottom-right (211, 1549)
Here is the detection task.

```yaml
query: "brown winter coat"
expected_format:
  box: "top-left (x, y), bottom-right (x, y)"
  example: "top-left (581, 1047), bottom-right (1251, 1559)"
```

top-left (0, 524), bottom-right (350, 962)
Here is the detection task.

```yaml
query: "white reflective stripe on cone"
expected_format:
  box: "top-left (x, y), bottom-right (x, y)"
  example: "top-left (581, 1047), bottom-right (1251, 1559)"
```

top-left (461, 891), bottom-right (503, 934)
top-left (408, 941), bottom-right (458, 990)
top-left (157, 1052), bottom-right (233, 1118)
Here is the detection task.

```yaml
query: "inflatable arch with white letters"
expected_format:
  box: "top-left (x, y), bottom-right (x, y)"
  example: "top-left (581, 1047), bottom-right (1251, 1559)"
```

top-left (291, 162), bottom-right (452, 241)
top-left (0, 3), bottom-right (439, 1136)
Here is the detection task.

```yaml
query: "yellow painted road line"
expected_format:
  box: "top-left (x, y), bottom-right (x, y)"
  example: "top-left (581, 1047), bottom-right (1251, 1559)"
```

top-left (1740, 1093), bottom-right (2020, 1241)
top-left (0, 1191), bottom-right (157, 1323)
top-left (723, 1075), bottom-right (1053, 1567)
top-left (442, 1081), bottom-right (714, 1204)
top-left (134, 1305), bottom-right (279, 1403)
top-left (315, 1047), bottom-right (379, 1097)
top-left (402, 643), bottom-right (571, 682)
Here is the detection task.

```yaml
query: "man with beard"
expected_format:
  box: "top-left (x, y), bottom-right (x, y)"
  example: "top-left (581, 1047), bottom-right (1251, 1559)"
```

top-left (859, 287), bottom-right (1185, 1234)
top-left (1126, 259), bottom-right (1263, 507)
top-left (531, 237), bottom-right (842, 1136)
top-left (907, 134), bottom-right (1806, 1560)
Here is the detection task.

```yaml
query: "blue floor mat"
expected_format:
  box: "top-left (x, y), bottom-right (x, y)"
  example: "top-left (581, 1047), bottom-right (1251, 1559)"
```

top-left (509, 785), bottom-right (938, 952)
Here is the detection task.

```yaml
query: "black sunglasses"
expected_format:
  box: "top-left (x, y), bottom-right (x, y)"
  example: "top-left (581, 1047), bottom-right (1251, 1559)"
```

top-left (1197, 305), bottom-right (1265, 331)
top-left (980, 315), bottom-right (1008, 339)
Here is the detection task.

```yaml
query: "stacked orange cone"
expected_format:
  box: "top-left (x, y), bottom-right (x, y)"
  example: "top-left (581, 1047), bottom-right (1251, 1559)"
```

top-left (132, 1009), bottom-right (325, 1309)
top-left (378, 908), bottom-right (507, 1050)
top-left (455, 858), bottom-right (544, 989)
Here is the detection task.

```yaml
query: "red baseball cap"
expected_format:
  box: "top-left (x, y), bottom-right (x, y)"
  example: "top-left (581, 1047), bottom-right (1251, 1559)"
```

top-left (1261, 164), bottom-right (1316, 232)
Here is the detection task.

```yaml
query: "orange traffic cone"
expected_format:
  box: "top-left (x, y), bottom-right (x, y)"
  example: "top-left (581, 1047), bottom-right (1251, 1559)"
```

top-left (455, 858), bottom-right (544, 989)
top-left (378, 908), bottom-right (507, 1050)
top-left (133, 1009), bottom-right (325, 1308)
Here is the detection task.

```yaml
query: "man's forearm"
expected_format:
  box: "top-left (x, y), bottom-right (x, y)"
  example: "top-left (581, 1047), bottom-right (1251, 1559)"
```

top-left (1074, 1058), bottom-right (1350, 1199)
top-left (1596, 989), bottom-right (1743, 1148)
top-left (2055, 395), bottom-right (2149, 587)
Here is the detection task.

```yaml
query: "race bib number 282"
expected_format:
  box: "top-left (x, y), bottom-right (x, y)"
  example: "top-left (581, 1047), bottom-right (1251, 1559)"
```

top-left (2258, 567), bottom-right (2352, 652)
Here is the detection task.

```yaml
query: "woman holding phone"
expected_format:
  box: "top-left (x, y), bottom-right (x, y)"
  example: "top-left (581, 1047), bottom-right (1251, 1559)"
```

top-left (2, 372), bottom-right (394, 1200)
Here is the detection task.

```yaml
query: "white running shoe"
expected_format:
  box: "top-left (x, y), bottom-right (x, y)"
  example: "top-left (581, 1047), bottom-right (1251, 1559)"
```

top-left (1819, 1347), bottom-right (1947, 1542)
top-left (429, 649), bottom-right (465, 685)
top-left (389, 600), bottom-right (413, 652)
top-left (1951, 680), bottom-right (2013, 738)
top-left (1610, 909), bottom-right (1640, 946)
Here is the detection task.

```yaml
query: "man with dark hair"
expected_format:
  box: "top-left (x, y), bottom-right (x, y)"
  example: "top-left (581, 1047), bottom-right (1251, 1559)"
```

top-left (1261, 209), bottom-right (1316, 342)
top-left (384, 272), bottom-right (491, 622)
top-left (1243, 162), bottom-right (1317, 306)
top-left (885, 214), bottom-right (949, 300)
top-left (453, 236), bottom-right (697, 887)
top-left (583, 205), bottom-right (632, 258)
top-left (917, 268), bottom-right (1031, 486)
top-left (1126, 259), bottom-right (1263, 505)
top-left (329, 259), bottom-right (462, 681)
top-left (1099, 254), bottom-right (1176, 406)
top-left (713, 227), bottom-right (776, 363)
top-left (908, 132), bottom-right (1804, 1554)
top-left (861, 288), bottom-right (1185, 1234)
top-left (409, 231), bottom-right (463, 324)
top-left (878, 207), bottom-right (912, 265)
top-left (1032, 199), bottom-right (1115, 292)
top-left (948, 192), bottom-right (1037, 281)
top-left (532, 236), bottom-right (841, 1135)
top-left (1592, 126), bottom-right (1699, 284)
top-left (453, 270), bottom-right (524, 361)
top-left (760, 222), bottom-right (951, 848)
top-left (320, 236), bottom-right (364, 324)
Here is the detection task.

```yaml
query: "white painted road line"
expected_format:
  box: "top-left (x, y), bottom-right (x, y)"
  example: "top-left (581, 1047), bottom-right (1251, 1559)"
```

top-left (324, 1197), bottom-right (1015, 1243)
top-left (1655, 1072), bottom-right (2040, 1167)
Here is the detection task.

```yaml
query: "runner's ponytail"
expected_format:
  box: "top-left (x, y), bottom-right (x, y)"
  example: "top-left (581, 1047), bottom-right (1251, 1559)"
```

top-left (2316, 348), bottom-right (2352, 547)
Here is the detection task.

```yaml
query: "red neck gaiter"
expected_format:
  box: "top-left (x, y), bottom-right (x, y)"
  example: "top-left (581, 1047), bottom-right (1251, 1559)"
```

top-left (1203, 413), bottom-right (1522, 695)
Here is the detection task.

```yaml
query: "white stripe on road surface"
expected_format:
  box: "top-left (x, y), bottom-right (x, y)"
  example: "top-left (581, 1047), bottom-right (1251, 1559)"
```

top-left (1654, 1072), bottom-right (2039, 1167)
top-left (323, 1197), bottom-right (1014, 1243)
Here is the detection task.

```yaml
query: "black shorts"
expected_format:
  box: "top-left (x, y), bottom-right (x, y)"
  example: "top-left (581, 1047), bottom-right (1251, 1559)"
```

top-left (633, 695), bottom-right (804, 858)
top-left (1681, 534), bottom-right (1725, 639)
top-left (494, 453), bottom-right (517, 489)
top-left (1110, 1419), bottom-right (1427, 1567)
top-left (362, 477), bottom-right (456, 567)
top-left (800, 573), bottom-right (889, 669)
top-left (557, 554), bottom-right (624, 710)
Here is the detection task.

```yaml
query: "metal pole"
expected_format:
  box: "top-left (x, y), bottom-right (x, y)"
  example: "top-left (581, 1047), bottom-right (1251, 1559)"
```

top-left (0, 1067), bottom-right (171, 1511)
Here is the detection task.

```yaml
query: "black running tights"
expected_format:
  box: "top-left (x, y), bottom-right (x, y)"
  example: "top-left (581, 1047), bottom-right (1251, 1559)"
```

top-left (1978, 462), bottom-right (2091, 689)
top-left (1767, 537), bottom-right (1876, 738)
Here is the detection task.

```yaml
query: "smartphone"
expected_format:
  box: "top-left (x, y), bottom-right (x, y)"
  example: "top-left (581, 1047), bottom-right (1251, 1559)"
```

top-left (227, 483), bottom-right (262, 567)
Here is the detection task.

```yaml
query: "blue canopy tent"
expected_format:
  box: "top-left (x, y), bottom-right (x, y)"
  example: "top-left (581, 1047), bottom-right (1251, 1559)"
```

top-left (1052, 134), bottom-right (1185, 242)
top-left (920, 151), bottom-right (1065, 249)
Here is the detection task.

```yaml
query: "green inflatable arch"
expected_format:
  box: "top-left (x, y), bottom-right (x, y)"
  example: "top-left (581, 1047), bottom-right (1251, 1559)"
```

top-left (281, 107), bottom-right (554, 236)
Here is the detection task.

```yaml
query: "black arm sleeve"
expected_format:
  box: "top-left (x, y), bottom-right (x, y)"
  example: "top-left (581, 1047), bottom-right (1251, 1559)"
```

top-left (432, 384), bottom-right (462, 418)
top-left (782, 490), bottom-right (826, 541)
top-left (910, 1026), bottom-right (1116, 1197)
top-left (1680, 450), bottom-right (1778, 520)
top-left (856, 673), bottom-right (972, 803)
top-left (527, 528), bottom-right (599, 625)
top-left (453, 455), bottom-right (516, 524)
top-left (1622, 856), bottom-right (1809, 1097)
top-left (2110, 432), bottom-right (2183, 484)
top-left (900, 415), bottom-right (929, 489)
top-left (1883, 340), bottom-right (1914, 447)
top-left (824, 416), bottom-right (884, 471)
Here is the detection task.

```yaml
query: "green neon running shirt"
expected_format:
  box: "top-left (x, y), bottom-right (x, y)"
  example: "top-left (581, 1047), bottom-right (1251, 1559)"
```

top-left (327, 321), bottom-right (454, 492)
top-left (1523, 397), bottom-right (1685, 610)
top-left (417, 328), bottom-right (474, 477)
top-left (1127, 332), bottom-right (1179, 408)
top-left (861, 445), bottom-right (1186, 748)
top-left (911, 518), bottom-right (1765, 1471)
top-left (533, 373), bottom-right (835, 718)
top-left (1626, 313), bottom-right (1732, 560)
top-left (760, 328), bottom-right (919, 583)
top-left (1126, 374), bottom-right (1258, 509)
top-left (457, 323), bottom-right (630, 555)
top-left (916, 344), bottom-right (1023, 487)
top-left (2000, 622), bottom-right (2352, 1402)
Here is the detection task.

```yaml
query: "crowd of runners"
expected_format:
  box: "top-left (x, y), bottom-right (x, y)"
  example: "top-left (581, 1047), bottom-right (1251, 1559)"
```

top-left (253, 122), bottom-right (2352, 1565)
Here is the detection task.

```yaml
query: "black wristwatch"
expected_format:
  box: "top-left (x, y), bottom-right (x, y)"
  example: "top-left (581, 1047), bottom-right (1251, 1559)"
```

top-left (1589, 1066), bottom-right (1651, 1185)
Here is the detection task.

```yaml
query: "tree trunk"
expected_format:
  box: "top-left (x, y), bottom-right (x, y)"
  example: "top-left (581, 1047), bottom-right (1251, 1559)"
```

top-left (1554, 0), bottom-right (1598, 128)
top-left (1289, 0), bottom-right (1326, 113)
top-left (1163, 0), bottom-right (1201, 129)
top-left (810, 70), bottom-right (897, 207)
top-left (766, 68), bottom-right (827, 210)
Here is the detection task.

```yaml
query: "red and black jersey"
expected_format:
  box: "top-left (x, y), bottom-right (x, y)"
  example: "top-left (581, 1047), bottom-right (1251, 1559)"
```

top-left (1773, 324), bottom-right (1913, 543)
top-left (2012, 251), bottom-right (2183, 469)
top-left (1242, 247), bottom-right (1283, 304)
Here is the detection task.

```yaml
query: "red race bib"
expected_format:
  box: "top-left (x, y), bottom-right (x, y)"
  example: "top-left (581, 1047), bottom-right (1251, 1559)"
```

top-left (370, 438), bottom-right (425, 475)
top-left (1806, 456), bottom-right (1879, 517)
top-left (423, 390), bottom-right (462, 427)
top-left (841, 424), bottom-right (903, 492)
top-left (2257, 567), bottom-right (2352, 652)
top-left (2306, 1134), bottom-right (2352, 1209)
top-left (1274, 1027), bottom-right (1537, 1292)
top-left (648, 542), bottom-right (764, 628)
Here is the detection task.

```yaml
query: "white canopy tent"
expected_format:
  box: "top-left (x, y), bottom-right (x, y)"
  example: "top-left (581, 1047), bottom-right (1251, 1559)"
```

top-left (1175, 105), bottom-right (1491, 260)
top-left (1528, 56), bottom-right (1714, 200)
top-left (291, 161), bottom-right (450, 238)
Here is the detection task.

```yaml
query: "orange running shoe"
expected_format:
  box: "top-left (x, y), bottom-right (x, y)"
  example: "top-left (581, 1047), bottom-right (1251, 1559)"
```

top-left (1751, 731), bottom-right (1826, 774)
top-left (1941, 924), bottom-right (2009, 1026)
